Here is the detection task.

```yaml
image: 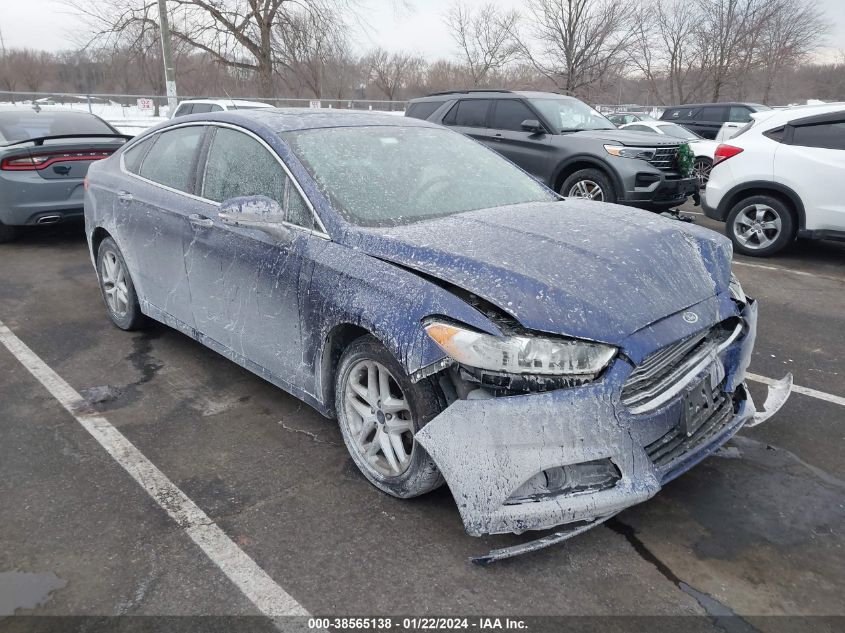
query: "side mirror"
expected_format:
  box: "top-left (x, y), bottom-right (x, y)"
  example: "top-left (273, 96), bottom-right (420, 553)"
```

top-left (218, 195), bottom-right (291, 241)
top-left (521, 119), bottom-right (544, 134)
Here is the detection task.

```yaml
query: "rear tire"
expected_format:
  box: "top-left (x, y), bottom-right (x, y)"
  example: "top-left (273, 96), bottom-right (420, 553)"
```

top-left (725, 195), bottom-right (795, 257)
top-left (561, 169), bottom-right (617, 203)
top-left (0, 221), bottom-right (19, 243)
top-left (96, 237), bottom-right (148, 330)
top-left (693, 157), bottom-right (713, 188)
top-left (335, 335), bottom-right (444, 499)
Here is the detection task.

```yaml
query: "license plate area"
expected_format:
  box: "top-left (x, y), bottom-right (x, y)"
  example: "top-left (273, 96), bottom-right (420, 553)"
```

top-left (682, 362), bottom-right (726, 437)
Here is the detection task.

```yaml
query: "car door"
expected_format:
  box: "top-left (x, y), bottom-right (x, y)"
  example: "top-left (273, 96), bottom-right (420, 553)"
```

top-left (184, 124), bottom-right (320, 386)
top-left (441, 99), bottom-right (493, 144)
top-left (487, 99), bottom-right (555, 181)
top-left (775, 116), bottom-right (845, 231)
top-left (118, 125), bottom-right (205, 328)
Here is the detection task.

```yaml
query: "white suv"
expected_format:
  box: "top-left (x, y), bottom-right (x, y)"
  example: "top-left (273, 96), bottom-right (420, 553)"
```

top-left (703, 104), bottom-right (845, 256)
top-left (170, 99), bottom-right (273, 118)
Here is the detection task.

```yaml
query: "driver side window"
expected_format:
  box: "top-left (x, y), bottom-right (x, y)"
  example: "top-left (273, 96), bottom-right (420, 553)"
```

top-left (203, 126), bottom-right (317, 230)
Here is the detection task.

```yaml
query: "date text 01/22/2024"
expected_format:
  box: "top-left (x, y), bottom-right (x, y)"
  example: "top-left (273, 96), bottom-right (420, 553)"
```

top-left (307, 617), bottom-right (528, 630)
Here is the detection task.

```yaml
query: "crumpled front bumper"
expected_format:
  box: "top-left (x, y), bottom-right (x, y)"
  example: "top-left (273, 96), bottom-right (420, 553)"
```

top-left (416, 300), bottom-right (784, 539)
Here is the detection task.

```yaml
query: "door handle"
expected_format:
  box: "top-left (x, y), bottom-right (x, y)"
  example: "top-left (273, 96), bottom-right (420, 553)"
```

top-left (117, 191), bottom-right (133, 204)
top-left (188, 213), bottom-right (214, 228)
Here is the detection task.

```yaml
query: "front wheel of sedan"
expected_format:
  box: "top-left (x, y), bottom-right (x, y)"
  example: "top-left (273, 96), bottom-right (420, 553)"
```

top-left (335, 335), bottom-right (444, 498)
top-left (96, 237), bottom-right (148, 330)
top-left (726, 195), bottom-right (795, 257)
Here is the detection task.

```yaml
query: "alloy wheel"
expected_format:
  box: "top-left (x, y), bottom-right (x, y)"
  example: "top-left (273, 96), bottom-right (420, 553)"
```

top-left (567, 179), bottom-right (605, 201)
top-left (343, 360), bottom-right (415, 477)
top-left (100, 250), bottom-right (129, 317)
top-left (732, 204), bottom-right (782, 250)
top-left (693, 158), bottom-right (712, 188)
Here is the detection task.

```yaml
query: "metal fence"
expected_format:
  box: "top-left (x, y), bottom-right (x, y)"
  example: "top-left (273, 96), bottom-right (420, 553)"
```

top-left (0, 90), bottom-right (409, 115)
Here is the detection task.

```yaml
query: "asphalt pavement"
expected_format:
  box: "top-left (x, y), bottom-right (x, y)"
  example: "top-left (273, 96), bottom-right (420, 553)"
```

top-left (1, 210), bottom-right (843, 632)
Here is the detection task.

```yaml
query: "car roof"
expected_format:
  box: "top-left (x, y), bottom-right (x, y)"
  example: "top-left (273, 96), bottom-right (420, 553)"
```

top-left (177, 99), bottom-right (272, 108)
top-left (410, 90), bottom-right (571, 102)
top-left (667, 102), bottom-right (765, 109)
top-left (163, 107), bottom-right (436, 133)
top-left (750, 102), bottom-right (845, 129)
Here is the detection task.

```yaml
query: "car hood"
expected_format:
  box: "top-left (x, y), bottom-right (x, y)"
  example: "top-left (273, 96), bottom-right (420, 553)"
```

top-left (567, 129), bottom-right (682, 147)
top-left (342, 200), bottom-right (732, 344)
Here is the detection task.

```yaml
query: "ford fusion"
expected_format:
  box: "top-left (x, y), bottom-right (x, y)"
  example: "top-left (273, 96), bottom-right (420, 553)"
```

top-left (83, 109), bottom-right (791, 562)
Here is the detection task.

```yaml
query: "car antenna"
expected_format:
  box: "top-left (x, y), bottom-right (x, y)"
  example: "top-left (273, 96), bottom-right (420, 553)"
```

top-left (223, 88), bottom-right (235, 109)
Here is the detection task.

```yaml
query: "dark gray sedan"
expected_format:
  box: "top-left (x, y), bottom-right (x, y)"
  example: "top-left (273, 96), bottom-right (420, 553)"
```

top-left (0, 107), bottom-right (130, 242)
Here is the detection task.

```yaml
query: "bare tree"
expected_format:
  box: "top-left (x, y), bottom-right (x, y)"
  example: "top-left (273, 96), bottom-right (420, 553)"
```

top-left (758, 0), bottom-right (828, 103)
top-left (444, 1), bottom-right (519, 86)
top-left (515, 0), bottom-right (639, 98)
top-left (364, 48), bottom-right (424, 101)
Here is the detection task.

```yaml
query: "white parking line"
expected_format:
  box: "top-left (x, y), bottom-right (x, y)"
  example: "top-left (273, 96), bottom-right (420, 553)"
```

top-left (746, 372), bottom-right (845, 407)
top-left (0, 320), bottom-right (308, 618)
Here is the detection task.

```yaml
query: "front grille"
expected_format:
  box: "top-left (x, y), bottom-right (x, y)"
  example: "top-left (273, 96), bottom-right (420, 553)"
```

top-left (645, 383), bottom-right (735, 469)
top-left (647, 146), bottom-right (678, 172)
top-left (622, 320), bottom-right (741, 414)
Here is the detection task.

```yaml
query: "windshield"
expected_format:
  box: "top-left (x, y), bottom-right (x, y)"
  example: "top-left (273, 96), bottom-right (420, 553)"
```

top-left (0, 111), bottom-right (116, 144)
top-left (528, 98), bottom-right (615, 132)
top-left (656, 123), bottom-right (699, 140)
top-left (283, 126), bottom-right (556, 227)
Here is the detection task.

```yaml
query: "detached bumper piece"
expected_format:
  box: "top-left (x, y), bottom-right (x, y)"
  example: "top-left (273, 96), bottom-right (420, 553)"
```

top-left (470, 513), bottom-right (618, 566)
top-left (748, 373), bottom-right (793, 427)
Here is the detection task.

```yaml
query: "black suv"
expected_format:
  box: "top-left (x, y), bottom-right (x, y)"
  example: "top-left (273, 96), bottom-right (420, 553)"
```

top-left (407, 90), bottom-right (697, 211)
top-left (660, 102), bottom-right (771, 139)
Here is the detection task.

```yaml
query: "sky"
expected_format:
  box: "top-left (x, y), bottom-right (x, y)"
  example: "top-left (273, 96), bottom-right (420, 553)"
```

top-left (0, 0), bottom-right (843, 62)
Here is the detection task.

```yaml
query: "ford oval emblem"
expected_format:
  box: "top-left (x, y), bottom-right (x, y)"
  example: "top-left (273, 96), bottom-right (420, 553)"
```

top-left (683, 311), bottom-right (699, 324)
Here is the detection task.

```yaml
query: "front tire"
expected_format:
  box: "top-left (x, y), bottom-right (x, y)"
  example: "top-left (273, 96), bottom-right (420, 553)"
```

top-left (335, 335), bottom-right (444, 498)
top-left (96, 237), bottom-right (148, 330)
top-left (560, 168), bottom-right (616, 203)
top-left (726, 195), bottom-right (795, 257)
top-left (693, 157), bottom-right (713, 188)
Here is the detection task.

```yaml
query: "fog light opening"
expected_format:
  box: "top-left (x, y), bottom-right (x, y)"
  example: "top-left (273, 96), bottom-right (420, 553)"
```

top-left (504, 459), bottom-right (621, 505)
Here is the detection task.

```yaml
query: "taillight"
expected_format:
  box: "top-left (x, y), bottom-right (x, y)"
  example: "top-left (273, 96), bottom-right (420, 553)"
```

top-left (0, 150), bottom-right (113, 171)
top-left (713, 144), bottom-right (744, 166)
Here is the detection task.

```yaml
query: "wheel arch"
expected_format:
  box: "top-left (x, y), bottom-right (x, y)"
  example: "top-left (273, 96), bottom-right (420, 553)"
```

top-left (90, 226), bottom-right (112, 259)
top-left (718, 181), bottom-right (805, 230)
top-left (552, 156), bottom-right (622, 196)
top-left (318, 323), bottom-right (382, 418)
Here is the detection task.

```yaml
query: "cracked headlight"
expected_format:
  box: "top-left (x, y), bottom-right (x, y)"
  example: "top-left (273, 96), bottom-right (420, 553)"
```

top-left (604, 145), bottom-right (656, 160)
top-left (424, 322), bottom-right (617, 376)
top-left (730, 274), bottom-right (746, 304)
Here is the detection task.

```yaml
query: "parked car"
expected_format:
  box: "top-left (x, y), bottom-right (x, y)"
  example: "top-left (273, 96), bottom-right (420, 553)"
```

top-left (0, 107), bottom-right (130, 242)
top-left (704, 104), bottom-right (845, 256)
top-left (660, 102), bottom-right (771, 140)
top-left (171, 99), bottom-right (273, 118)
top-left (84, 108), bottom-right (790, 561)
top-left (620, 120), bottom-right (719, 187)
top-left (607, 112), bottom-right (655, 126)
top-left (406, 90), bottom-right (697, 211)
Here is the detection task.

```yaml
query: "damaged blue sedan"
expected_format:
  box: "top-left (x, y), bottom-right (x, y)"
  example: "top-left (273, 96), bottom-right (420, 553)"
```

top-left (84, 109), bottom-right (792, 562)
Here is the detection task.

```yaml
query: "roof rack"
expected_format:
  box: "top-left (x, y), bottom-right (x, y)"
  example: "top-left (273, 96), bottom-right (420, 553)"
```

top-left (425, 89), bottom-right (516, 97)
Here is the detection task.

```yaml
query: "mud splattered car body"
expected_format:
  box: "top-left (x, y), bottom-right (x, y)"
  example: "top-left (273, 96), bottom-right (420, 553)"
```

top-left (84, 109), bottom-right (789, 559)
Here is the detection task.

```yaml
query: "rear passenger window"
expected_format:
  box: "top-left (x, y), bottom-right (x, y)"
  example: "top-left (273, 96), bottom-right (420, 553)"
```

top-left (729, 106), bottom-right (753, 123)
top-left (122, 137), bottom-right (154, 174)
top-left (695, 106), bottom-right (727, 122)
top-left (173, 104), bottom-right (192, 117)
top-left (190, 104), bottom-right (214, 114)
top-left (406, 101), bottom-right (443, 120)
top-left (202, 127), bottom-right (285, 204)
top-left (139, 126), bottom-right (204, 192)
top-left (209, 104), bottom-right (224, 112)
top-left (790, 121), bottom-right (845, 150)
top-left (443, 100), bottom-right (490, 128)
top-left (491, 100), bottom-right (536, 132)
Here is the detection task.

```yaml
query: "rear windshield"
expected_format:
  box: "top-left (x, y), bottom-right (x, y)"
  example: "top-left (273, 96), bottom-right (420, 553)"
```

top-left (0, 110), bottom-right (116, 144)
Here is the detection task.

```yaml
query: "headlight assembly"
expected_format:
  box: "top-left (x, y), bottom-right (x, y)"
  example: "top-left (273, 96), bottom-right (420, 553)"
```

top-left (424, 321), bottom-right (617, 377)
top-left (604, 145), bottom-right (656, 160)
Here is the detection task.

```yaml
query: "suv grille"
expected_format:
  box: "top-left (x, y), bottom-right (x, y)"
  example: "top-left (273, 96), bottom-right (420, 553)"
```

top-left (647, 147), bottom-right (679, 172)
top-left (621, 320), bottom-right (742, 414)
